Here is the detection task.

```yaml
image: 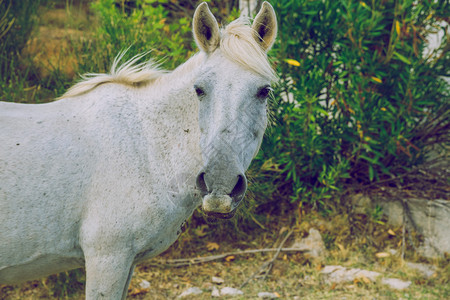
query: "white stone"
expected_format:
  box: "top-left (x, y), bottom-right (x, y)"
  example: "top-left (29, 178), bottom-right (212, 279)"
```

top-left (291, 228), bottom-right (326, 257)
top-left (220, 287), bottom-right (244, 296)
top-left (211, 287), bottom-right (220, 297)
top-left (321, 265), bottom-right (345, 274)
top-left (258, 291), bottom-right (279, 298)
top-left (406, 262), bottom-right (437, 278)
top-left (212, 276), bottom-right (225, 284)
top-left (381, 278), bottom-right (412, 290)
top-left (177, 287), bottom-right (203, 298)
top-left (139, 279), bottom-right (150, 289)
top-left (321, 265), bottom-right (381, 284)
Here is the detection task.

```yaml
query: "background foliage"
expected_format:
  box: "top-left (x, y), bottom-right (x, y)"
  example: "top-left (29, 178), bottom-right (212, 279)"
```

top-left (251, 0), bottom-right (449, 212)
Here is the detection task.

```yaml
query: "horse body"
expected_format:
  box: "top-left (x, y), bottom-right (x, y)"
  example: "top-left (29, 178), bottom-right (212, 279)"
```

top-left (0, 2), bottom-right (277, 298)
top-left (0, 63), bottom-right (202, 283)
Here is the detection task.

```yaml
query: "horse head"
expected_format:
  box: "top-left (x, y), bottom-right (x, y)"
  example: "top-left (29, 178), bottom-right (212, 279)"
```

top-left (192, 2), bottom-right (277, 219)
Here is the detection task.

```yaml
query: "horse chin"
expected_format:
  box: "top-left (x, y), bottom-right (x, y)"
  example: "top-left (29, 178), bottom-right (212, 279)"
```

top-left (204, 208), bottom-right (237, 219)
top-left (203, 207), bottom-right (238, 223)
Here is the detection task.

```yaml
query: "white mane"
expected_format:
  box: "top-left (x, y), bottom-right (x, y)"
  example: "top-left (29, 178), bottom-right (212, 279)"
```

top-left (60, 51), bottom-right (165, 99)
top-left (60, 18), bottom-right (277, 99)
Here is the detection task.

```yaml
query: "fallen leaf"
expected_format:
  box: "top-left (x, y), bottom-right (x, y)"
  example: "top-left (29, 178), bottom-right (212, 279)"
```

top-left (194, 225), bottom-right (209, 237)
top-left (361, 276), bottom-right (371, 284)
top-left (336, 243), bottom-right (345, 252)
top-left (206, 242), bottom-right (219, 251)
top-left (225, 255), bottom-right (235, 262)
top-left (375, 252), bottom-right (390, 258)
top-left (128, 287), bottom-right (150, 296)
top-left (387, 229), bottom-right (396, 236)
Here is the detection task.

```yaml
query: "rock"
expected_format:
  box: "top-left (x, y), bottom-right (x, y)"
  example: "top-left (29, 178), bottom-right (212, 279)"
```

top-left (212, 276), bottom-right (224, 284)
top-left (351, 193), bottom-right (373, 214)
top-left (177, 287), bottom-right (203, 298)
top-left (220, 287), bottom-right (244, 296)
top-left (406, 262), bottom-right (437, 278)
top-left (211, 287), bottom-right (220, 297)
top-left (321, 265), bottom-right (381, 284)
top-left (388, 249), bottom-right (398, 256)
top-left (258, 291), bottom-right (279, 298)
top-left (291, 228), bottom-right (326, 258)
top-left (139, 280), bottom-right (150, 289)
top-left (321, 265), bottom-right (345, 274)
top-left (354, 192), bottom-right (450, 258)
top-left (381, 278), bottom-right (411, 290)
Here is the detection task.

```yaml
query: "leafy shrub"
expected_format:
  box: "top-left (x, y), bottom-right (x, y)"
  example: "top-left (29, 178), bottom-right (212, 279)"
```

top-left (251, 0), bottom-right (449, 211)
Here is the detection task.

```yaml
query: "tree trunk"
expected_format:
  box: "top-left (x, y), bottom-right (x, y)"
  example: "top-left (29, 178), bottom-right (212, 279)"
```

top-left (239, 0), bottom-right (262, 18)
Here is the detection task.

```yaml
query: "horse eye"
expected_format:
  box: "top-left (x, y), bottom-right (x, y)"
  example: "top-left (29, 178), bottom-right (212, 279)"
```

top-left (194, 86), bottom-right (205, 97)
top-left (257, 86), bottom-right (272, 99)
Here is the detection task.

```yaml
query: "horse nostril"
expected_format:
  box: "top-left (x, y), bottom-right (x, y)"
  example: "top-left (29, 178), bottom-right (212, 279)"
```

top-left (230, 174), bottom-right (247, 199)
top-left (196, 172), bottom-right (208, 194)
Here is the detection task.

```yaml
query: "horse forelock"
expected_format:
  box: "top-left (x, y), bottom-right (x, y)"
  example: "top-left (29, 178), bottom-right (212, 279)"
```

top-left (60, 18), bottom-right (276, 100)
top-left (219, 18), bottom-right (278, 82)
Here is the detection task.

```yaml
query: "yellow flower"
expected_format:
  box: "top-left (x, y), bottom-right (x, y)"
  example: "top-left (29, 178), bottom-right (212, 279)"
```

top-left (360, 1), bottom-right (367, 8)
top-left (381, 107), bottom-right (387, 111)
top-left (284, 59), bottom-right (301, 67)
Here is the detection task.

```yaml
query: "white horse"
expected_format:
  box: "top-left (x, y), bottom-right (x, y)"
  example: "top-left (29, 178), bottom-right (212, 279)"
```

top-left (0, 2), bottom-right (277, 299)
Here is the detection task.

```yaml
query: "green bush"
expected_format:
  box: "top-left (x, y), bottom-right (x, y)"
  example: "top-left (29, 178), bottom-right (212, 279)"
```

top-left (250, 0), bottom-right (449, 211)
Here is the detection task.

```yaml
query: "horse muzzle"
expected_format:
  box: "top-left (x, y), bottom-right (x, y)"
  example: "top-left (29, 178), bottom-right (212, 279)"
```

top-left (196, 172), bottom-right (247, 219)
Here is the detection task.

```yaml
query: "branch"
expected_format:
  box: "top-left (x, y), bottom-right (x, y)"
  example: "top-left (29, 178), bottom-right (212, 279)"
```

top-left (145, 244), bottom-right (306, 268)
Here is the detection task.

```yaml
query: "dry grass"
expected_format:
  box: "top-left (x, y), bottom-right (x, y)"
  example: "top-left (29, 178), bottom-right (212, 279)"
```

top-left (22, 3), bottom-right (94, 79)
top-left (1, 211), bottom-right (449, 299)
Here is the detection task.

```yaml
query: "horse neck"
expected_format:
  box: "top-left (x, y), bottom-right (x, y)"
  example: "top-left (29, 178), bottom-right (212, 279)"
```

top-left (135, 53), bottom-right (205, 175)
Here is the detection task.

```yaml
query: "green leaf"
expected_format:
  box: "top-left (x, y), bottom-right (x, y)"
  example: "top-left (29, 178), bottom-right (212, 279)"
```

top-left (368, 164), bottom-right (375, 182)
top-left (393, 51), bottom-right (412, 65)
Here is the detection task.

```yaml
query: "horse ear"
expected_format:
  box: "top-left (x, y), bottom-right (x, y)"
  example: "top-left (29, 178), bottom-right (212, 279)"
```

top-left (252, 1), bottom-right (277, 52)
top-left (193, 2), bottom-right (220, 53)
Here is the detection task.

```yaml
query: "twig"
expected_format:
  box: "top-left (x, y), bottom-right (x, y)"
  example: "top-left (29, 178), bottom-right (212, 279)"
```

top-left (262, 229), bottom-right (294, 281)
top-left (240, 229), bottom-right (294, 289)
top-left (401, 202), bottom-right (406, 261)
top-left (145, 245), bottom-right (306, 268)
